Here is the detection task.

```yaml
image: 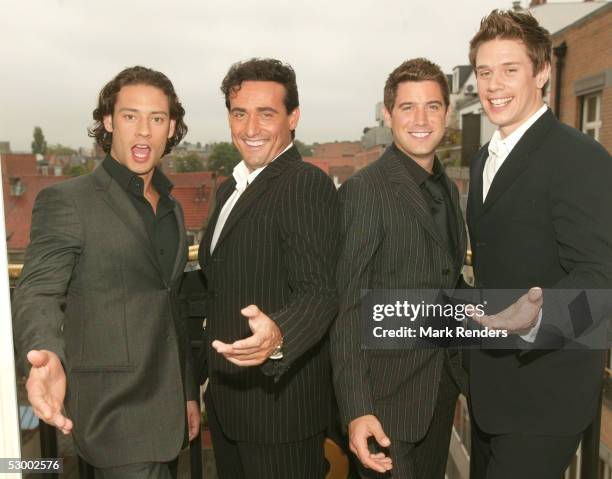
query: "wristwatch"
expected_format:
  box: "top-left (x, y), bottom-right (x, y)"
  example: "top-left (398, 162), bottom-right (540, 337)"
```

top-left (269, 339), bottom-right (284, 360)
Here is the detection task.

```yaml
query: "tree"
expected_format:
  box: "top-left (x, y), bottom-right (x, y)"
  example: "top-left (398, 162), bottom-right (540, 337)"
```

top-left (31, 127), bottom-right (47, 155)
top-left (175, 153), bottom-right (204, 172)
top-left (207, 142), bottom-right (241, 175)
top-left (48, 144), bottom-right (77, 156)
top-left (294, 139), bottom-right (313, 157)
top-left (68, 165), bottom-right (87, 177)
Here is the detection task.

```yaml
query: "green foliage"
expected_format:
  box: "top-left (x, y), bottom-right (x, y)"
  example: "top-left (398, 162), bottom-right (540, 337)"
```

top-left (31, 126), bottom-right (47, 155)
top-left (176, 153), bottom-right (204, 172)
top-left (294, 139), bottom-right (313, 157)
top-left (68, 165), bottom-right (87, 177)
top-left (207, 142), bottom-right (241, 174)
top-left (48, 143), bottom-right (77, 156)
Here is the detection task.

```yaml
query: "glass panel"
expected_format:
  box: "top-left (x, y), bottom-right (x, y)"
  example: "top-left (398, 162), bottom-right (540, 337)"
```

top-left (586, 96), bottom-right (597, 123)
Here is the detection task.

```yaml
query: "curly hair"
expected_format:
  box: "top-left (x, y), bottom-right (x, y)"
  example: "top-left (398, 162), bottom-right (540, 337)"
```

top-left (469, 10), bottom-right (551, 88)
top-left (384, 58), bottom-right (450, 112)
top-left (220, 58), bottom-right (299, 114)
top-left (88, 66), bottom-right (187, 155)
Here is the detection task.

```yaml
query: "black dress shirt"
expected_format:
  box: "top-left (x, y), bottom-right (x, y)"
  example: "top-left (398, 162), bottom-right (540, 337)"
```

top-left (103, 155), bottom-right (179, 282)
top-left (392, 143), bottom-right (457, 254)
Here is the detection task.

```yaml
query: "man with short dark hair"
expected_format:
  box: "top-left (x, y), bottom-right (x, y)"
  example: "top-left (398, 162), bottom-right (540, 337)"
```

top-left (198, 58), bottom-right (339, 479)
top-left (13, 66), bottom-right (199, 479)
top-left (466, 10), bottom-right (612, 478)
top-left (331, 57), bottom-right (467, 478)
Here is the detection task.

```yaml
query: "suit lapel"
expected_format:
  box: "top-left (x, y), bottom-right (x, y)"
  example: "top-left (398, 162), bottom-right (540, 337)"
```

top-left (212, 146), bottom-right (300, 252)
top-left (467, 146), bottom-right (488, 221)
top-left (481, 109), bottom-right (556, 215)
top-left (93, 166), bottom-right (163, 277)
top-left (445, 174), bottom-right (467, 270)
top-left (170, 199), bottom-right (188, 282)
top-left (381, 148), bottom-right (446, 249)
top-left (199, 178), bottom-right (236, 266)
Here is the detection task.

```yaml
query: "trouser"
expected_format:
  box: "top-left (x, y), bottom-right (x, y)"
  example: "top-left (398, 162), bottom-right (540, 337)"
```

top-left (470, 421), bottom-right (582, 479)
top-left (204, 390), bottom-right (326, 479)
top-left (358, 359), bottom-right (460, 478)
top-left (93, 458), bottom-right (178, 479)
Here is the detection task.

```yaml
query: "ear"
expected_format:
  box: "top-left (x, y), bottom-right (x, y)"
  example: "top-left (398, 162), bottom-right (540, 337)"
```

top-left (103, 114), bottom-right (113, 133)
top-left (383, 106), bottom-right (393, 129)
top-left (288, 107), bottom-right (300, 131)
top-left (168, 118), bottom-right (176, 139)
top-left (536, 62), bottom-right (551, 90)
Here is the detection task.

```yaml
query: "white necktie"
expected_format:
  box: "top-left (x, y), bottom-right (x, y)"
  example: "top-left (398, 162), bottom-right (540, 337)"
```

top-left (482, 138), bottom-right (501, 202)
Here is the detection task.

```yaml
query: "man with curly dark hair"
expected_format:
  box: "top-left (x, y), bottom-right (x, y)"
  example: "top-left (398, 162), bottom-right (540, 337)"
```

top-left (13, 66), bottom-right (199, 479)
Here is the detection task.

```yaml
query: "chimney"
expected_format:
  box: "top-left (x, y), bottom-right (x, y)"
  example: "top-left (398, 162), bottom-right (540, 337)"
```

top-left (512, 1), bottom-right (523, 11)
top-left (529, 0), bottom-right (546, 7)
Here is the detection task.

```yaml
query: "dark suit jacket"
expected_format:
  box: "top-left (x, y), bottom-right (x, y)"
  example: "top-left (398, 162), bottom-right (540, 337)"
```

top-left (467, 109), bottom-right (612, 435)
top-left (198, 146), bottom-right (339, 443)
top-left (331, 146), bottom-right (467, 442)
top-left (12, 165), bottom-right (197, 467)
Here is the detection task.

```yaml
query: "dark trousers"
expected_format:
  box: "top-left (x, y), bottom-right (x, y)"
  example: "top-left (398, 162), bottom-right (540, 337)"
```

top-left (204, 390), bottom-right (326, 479)
top-left (93, 458), bottom-right (178, 479)
top-left (358, 359), bottom-right (460, 478)
top-left (470, 420), bottom-right (582, 479)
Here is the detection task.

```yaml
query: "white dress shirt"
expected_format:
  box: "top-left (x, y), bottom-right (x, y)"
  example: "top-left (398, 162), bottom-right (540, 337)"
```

top-left (482, 104), bottom-right (548, 342)
top-left (210, 142), bottom-right (293, 254)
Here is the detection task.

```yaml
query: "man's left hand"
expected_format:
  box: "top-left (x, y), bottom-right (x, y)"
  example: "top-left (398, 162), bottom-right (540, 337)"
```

top-left (472, 287), bottom-right (543, 335)
top-left (186, 400), bottom-right (200, 441)
top-left (212, 305), bottom-right (283, 367)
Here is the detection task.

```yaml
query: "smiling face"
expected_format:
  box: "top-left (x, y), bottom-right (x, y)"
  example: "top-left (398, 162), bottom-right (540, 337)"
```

top-left (228, 80), bottom-right (299, 172)
top-left (384, 80), bottom-right (449, 169)
top-left (475, 37), bottom-right (549, 138)
top-left (103, 83), bottom-right (175, 178)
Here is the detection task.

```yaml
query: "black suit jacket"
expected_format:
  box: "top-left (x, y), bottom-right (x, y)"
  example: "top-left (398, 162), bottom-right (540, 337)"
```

top-left (467, 109), bottom-right (612, 435)
top-left (331, 146), bottom-right (467, 442)
top-left (198, 146), bottom-right (339, 443)
top-left (12, 165), bottom-right (197, 467)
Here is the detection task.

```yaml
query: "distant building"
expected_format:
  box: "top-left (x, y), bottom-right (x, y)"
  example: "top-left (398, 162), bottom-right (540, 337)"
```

top-left (360, 103), bottom-right (393, 150)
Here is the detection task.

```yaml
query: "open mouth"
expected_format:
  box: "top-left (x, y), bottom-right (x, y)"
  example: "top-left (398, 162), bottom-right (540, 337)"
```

top-left (131, 144), bottom-right (151, 161)
top-left (489, 97), bottom-right (513, 108)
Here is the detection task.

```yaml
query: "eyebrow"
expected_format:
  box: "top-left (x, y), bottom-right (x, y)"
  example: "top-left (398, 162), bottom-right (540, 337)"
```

top-left (476, 62), bottom-right (521, 70)
top-left (397, 101), bottom-right (443, 107)
top-left (117, 107), bottom-right (168, 116)
top-left (230, 107), bottom-right (279, 114)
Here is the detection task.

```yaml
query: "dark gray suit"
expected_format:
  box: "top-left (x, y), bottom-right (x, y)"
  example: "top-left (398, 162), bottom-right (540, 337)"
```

top-left (331, 145), bottom-right (467, 477)
top-left (12, 165), bottom-right (197, 468)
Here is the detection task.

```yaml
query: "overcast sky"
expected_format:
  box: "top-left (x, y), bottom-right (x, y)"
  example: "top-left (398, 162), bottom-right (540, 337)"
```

top-left (0, 0), bottom-right (524, 152)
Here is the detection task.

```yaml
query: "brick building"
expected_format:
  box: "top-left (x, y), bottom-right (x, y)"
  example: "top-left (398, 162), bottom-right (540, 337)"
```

top-left (548, 2), bottom-right (612, 151)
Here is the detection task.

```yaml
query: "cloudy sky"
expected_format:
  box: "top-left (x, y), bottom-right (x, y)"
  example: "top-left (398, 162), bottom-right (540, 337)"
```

top-left (1, 0), bottom-right (522, 152)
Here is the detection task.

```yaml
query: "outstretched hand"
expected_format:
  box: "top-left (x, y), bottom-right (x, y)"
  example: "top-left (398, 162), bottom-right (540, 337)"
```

top-left (472, 287), bottom-right (543, 335)
top-left (212, 305), bottom-right (283, 367)
top-left (26, 350), bottom-right (73, 435)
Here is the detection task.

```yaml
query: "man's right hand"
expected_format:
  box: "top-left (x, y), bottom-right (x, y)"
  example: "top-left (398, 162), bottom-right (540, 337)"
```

top-left (26, 350), bottom-right (73, 435)
top-left (348, 414), bottom-right (392, 473)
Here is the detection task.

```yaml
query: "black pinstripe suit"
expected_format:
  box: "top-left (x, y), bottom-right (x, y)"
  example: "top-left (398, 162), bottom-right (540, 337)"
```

top-left (331, 145), bottom-right (467, 477)
top-left (198, 146), bottom-right (339, 477)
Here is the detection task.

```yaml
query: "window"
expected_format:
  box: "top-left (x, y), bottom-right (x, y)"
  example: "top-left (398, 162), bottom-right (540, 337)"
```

top-left (582, 92), bottom-right (602, 141)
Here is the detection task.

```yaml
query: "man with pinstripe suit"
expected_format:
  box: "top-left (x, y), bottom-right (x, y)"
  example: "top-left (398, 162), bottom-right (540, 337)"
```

top-left (197, 58), bottom-right (339, 479)
top-left (331, 58), bottom-right (468, 478)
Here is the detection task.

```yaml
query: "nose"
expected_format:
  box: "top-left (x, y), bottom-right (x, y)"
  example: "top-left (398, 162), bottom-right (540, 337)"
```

top-left (245, 114), bottom-right (259, 137)
top-left (414, 106), bottom-right (427, 126)
top-left (137, 117), bottom-right (151, 137)
top-left (487, 70), bottom-right (502, 91)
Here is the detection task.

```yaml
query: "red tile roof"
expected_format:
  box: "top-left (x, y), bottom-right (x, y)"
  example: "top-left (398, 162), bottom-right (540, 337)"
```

top-left (172, 186), bottom-right (210, 231)
top-left (1, 154), bottom-right (38, 177)
top-left (3, 175), bottom-right (68, 250)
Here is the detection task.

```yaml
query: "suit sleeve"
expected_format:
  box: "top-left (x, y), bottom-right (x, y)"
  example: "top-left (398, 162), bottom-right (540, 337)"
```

top-left (330, 176), bottom-right (382, 427)
top-left (12, 186), bottom-right (83, 375)
top-left (261, 166), bottom-right (340, 379)
top-left (528, 139), bottom-right (612, 350)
